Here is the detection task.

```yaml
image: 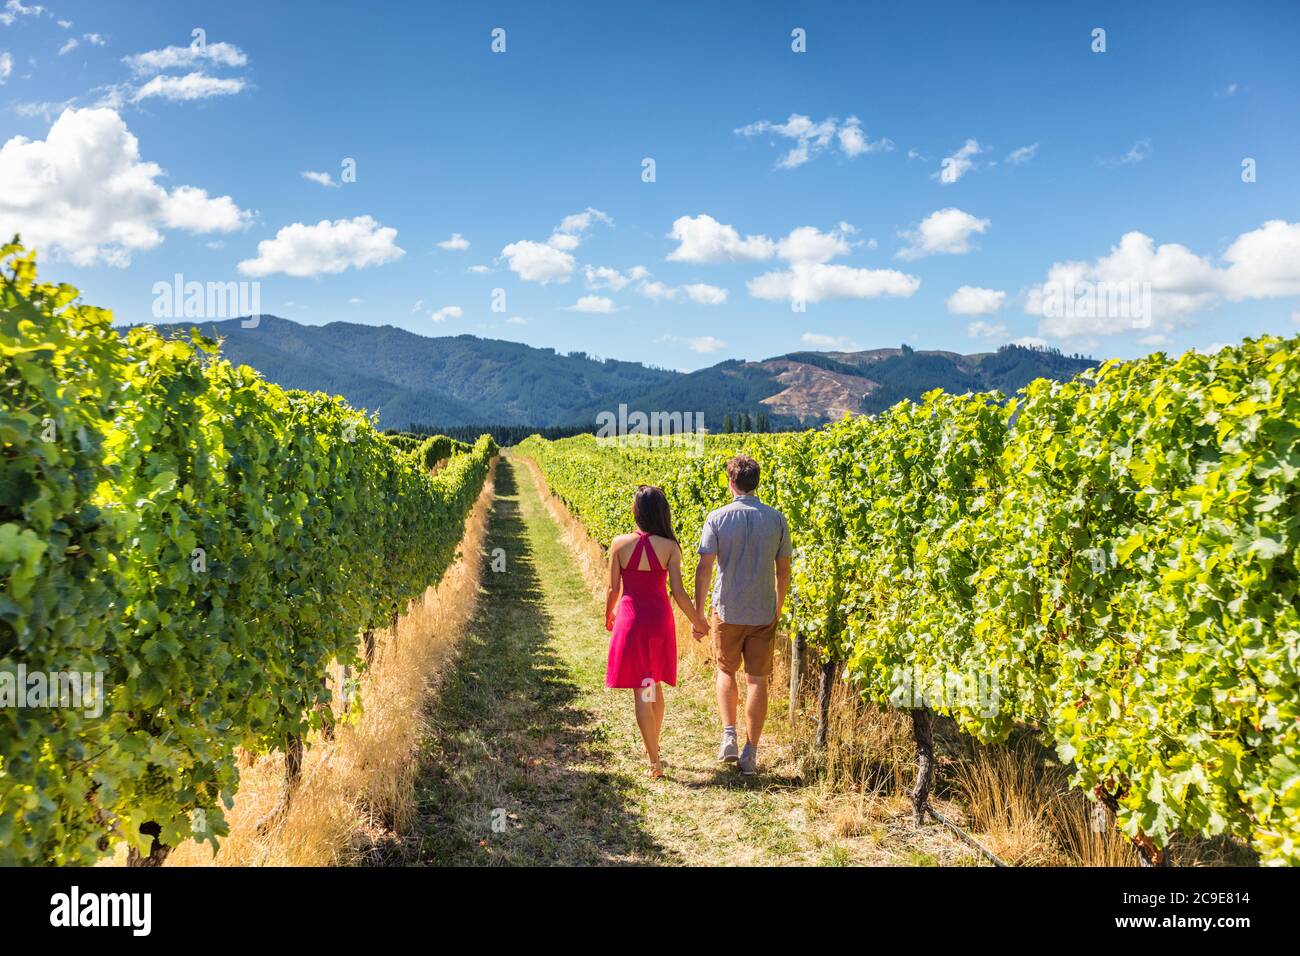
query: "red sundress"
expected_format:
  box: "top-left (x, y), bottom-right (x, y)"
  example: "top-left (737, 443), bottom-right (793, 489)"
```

top-left (606, 532), bottom-right (678, 688)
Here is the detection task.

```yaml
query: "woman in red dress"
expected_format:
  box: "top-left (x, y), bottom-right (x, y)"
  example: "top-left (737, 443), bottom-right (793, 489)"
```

top-left (605, 485), bottom-right (708, 778)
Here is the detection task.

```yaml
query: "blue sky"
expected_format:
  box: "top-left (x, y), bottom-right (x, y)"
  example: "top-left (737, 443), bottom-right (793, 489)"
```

top-left (2, 0), bottom-right (1298, 369)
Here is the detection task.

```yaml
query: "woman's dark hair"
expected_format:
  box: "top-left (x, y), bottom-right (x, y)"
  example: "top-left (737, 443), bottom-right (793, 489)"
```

top-left (633, 485), bottom-right (678, 544)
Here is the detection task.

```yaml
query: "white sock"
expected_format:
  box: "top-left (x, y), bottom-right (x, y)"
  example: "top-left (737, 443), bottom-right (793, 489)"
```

top-left (723, 725), bottom-right (736, 738)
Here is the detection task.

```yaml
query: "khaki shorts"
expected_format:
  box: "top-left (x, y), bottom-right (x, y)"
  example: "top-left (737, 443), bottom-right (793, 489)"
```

top-left (713, 613), bottom-right (777, 677)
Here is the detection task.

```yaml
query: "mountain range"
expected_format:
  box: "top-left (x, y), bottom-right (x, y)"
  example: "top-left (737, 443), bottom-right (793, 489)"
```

top-left (136, 316), bottom-right (1099, 431)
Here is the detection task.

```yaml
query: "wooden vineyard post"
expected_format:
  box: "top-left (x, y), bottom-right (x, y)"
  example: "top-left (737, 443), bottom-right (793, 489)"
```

top-left (910, 707), bottom-right (934, 825)
top-left (789, 632), bottom-right (806, 717)
top-left (815, 657), bottom-right (838, 748)
top-left (363, 628), bottom-right (375, 665)
top-left (285, 734), bottom-right (304, 789)
top-left (1095, 785), bottom-right (1169, 866)
top-left (316, 673), bottom-right (335, 741)
top-left (255, 733), bottom-right (305, 834)
top-left (125, 821), bottom-right (170, 867)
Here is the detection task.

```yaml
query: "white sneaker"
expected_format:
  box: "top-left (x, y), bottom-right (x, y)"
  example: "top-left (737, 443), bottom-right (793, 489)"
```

top-left (718, 732), bottom-right (739, 763)
top-left (738, 743), bottom-right (758, 776)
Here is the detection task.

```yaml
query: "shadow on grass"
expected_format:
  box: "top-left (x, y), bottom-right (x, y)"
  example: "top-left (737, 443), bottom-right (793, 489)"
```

top-left (408, 461), bottom-right (677, 866)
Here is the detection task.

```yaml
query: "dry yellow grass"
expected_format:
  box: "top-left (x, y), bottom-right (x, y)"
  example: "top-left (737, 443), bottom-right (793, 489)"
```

top-left (159, 459), bottom-right (498, 866)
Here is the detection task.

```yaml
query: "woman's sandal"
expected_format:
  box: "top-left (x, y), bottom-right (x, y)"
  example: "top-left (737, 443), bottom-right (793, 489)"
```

top-left (646, 762), bottom-right (664, 779)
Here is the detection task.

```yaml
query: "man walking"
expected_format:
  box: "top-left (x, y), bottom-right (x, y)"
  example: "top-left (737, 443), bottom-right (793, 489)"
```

top-left (693, 454), bottom-right (792, 776)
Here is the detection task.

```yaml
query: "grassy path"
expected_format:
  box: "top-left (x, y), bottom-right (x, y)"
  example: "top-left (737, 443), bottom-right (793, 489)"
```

top-left (410, 457), bottom-right (976, 866)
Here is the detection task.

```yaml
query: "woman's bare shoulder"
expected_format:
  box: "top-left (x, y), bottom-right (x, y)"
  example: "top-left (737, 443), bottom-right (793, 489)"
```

top-left (649, 536), bottom-right (681, 558)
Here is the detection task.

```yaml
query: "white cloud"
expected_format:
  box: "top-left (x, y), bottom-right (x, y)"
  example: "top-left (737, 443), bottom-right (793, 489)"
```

top-left (12, 98), bottom-right (77, 119)
top-left (838, 117), bottom-right (892, 157)
top-left (585, 264), bottom-right (635, 292)
top-left (1220, 219), bottom-right (1300, 298)
top-left (132, 72), bottom-right (246, 102)
top-left (301, 170), bottom-right (337, 188)
top-left (748, 262), bottom-right (919, 304)
top-left (123, 41), bottom-right (247, 75)
top-left (687, 336), bottom-right (726, 353)
top-left (431, 305), bottom-right (463, 323)
top-left (500, 239), bottom-right (574, 284)
top-left (800, 332), bottom-right (858, 350)
top-left (57, 37), bottom-right (77, 55)
top-left (468, 264), bottom-right (491, 274)
top-left (410, 300), bottom-right (423, 313)
top-left (637, 279), bottom-right (677, 302)
top-left (348, 297), bottom-right (362, 304)
top-left (0, 107), bottom-right (250, 266)
top-left (1006, 143), bottom-right (1038, 165)
top-left (777, 223), bottom-right (856, 263)
top-left (0, 52), bottom-right (11, 84)
top-left (666, 214), bottom-right (776, 263)
top-left (681, 283), bottom-right (727, 305)
top-left (627, 271), bottom-right (727, 305)
top-left (966, 319), bottom-right (1009, 339)
top-left (567, 295), bottom-right (617, 314)
top-left (898, 208), bottom-right (990, 259)
top-left (83, 33), bottom-right (106, 46)
top-left (736, 113), bottom-right (891, 168)
top-left (501, 209), bottom-right (608, 283)
top-left (1026, 221), bottom-right (1300, 339)
top-left (506, 315), bottom-right (528, 325)
top-left (1100, 138), bottom-right (1152, 168)
top-left (1, 2), bottom-right (45, 27)
top-left (935, 139), bottom-right (985, 184)
top-left (238, 215), bottom-right (405, 278)
top-left (437, 232), bottom-right (469, 251)
top-left (57, 18), bottom-right (70, 29)
top-left (947, 285), bottom-right (1006, 316)
top-left (554, 207), bottom-right (612, 238)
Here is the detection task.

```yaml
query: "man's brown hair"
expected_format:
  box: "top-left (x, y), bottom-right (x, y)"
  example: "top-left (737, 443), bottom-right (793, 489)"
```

top-left (726, 455), bottom-right (761, 493)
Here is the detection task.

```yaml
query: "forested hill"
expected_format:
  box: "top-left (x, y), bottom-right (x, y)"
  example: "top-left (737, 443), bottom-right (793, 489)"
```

top-left (136, 315), bottom-right (1098, 430)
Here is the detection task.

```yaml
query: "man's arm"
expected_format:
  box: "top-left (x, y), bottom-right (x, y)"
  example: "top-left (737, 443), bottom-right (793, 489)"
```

top-left (774, 555), bottom-right (791, 626)
top-left (774, 513), bottom-right (792, 625)
top-left (694, 554), bottom-right (715, 638)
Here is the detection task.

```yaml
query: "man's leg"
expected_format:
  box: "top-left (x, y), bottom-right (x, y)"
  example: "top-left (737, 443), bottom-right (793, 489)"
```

top-left (716, 668), bottom-right (738, 728)
top-left (737, 628), bottom-right (776, 774)
top-left (744, 673), bottom-right (769, 748)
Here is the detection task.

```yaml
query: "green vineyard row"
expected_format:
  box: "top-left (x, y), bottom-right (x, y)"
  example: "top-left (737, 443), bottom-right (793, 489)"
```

top-left (0, 245), bottom-right (497, 865)
top-left (518, 333), bottom-right (1300, 864)
top-left (384, 431), bottom-right (472, 467)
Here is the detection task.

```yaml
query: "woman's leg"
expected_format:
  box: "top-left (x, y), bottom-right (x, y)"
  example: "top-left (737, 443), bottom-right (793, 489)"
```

top-left (633, 685), bottom-right (661, 772)
top-left (652, 683), bottom-right (666, 739)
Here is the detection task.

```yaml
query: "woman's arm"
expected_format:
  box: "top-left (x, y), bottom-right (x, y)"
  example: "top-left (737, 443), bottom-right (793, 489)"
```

top-left (605, 539), bottom-right (624, 631)
top-left (668, 546), bottom-right (708, 634)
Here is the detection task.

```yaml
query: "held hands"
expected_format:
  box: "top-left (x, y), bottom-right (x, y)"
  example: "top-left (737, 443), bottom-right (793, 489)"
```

top-left (690, 609), bottom-right (709, 641)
